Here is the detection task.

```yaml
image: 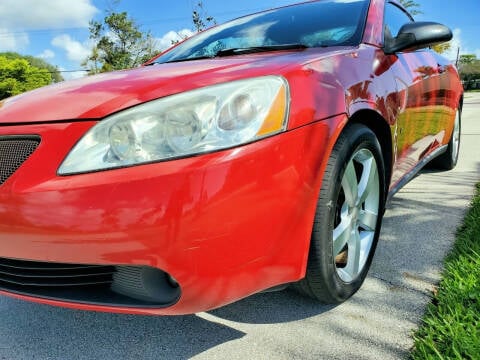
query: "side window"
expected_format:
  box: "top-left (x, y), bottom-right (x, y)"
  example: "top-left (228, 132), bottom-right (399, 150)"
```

top-left (384, 2), bottom-right (413, 42)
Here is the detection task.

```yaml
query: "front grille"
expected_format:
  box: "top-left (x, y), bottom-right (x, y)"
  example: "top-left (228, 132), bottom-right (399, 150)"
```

top-left (0, 136), bottom-right (40, 185)
top-left (0, 257), bottom-right (181, 308)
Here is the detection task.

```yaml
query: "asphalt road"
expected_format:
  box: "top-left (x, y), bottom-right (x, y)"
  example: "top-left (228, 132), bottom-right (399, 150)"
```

top-left (1, 93), bottom-right (479, 360)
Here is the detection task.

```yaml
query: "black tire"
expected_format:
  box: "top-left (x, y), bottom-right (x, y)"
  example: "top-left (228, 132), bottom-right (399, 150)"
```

top-left (295, 123), bottom-right (386, 303)
top-left (430, 108), bottom-right (461, 170)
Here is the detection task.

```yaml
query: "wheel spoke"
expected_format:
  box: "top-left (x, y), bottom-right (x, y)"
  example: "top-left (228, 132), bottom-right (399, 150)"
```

top-left (359, 230), bottom-right (374, 268)
top-left (341, 160), bottom-right (358, 207)
top-left (350, 229), bottom-right (361, 275)
top-left (452, 111), bottom-right (460, 162)
top-left (333, 217), bottom-right (352, 256)
top-left (339, 229), bottom-right (361, 282)
top-left (358, 157), bottom-right (378, 204)
top-left (358, 209), bottom-right (377, 231)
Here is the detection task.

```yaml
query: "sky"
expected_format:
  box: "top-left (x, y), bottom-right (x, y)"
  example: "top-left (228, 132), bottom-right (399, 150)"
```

top-left (0, 0), bottom-right (478, 80)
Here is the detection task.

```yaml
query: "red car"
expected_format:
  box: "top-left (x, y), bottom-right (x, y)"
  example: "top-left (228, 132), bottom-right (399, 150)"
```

top-left (0, 0), bottom-right (462, 315)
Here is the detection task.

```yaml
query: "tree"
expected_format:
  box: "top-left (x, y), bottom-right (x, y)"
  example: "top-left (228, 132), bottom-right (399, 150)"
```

top-left (192, 1), bottom-right (216, 32)
top-left (0, 52), bottom-right (63, 83)
top-left (171, 1), bottom-right (216, 46)
top-left (84, 1), bottom-right (217, 71)
top-left (432, 42), bottom-right (451, 55)
top-left (459, 54), bottom-right (477, 65)
top-left (83, 11), bottom-right (158, 74)
top-left (398, 0), bottom-right (422, 16)
top-left (458, 54), bottom-right (480, 90)
top-left (0, 56), bottom-right (52, 100)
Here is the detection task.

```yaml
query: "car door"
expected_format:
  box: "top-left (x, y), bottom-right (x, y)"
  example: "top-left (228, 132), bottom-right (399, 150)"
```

top-left (384, 1), bottom-right (446, 186)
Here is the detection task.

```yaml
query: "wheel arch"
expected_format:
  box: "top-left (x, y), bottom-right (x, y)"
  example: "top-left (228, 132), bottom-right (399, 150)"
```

top-left (295, 110), bottom-right (392, 281)
top-left (346, 109), bottom-right (393, 192)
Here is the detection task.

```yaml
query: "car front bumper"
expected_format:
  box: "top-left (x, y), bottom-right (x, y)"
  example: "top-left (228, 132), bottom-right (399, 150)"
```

top-left (0, 117), bottom-right (340, 314)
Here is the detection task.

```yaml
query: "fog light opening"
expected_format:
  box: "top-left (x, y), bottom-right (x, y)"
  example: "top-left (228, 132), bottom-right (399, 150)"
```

top-left (111, 266), bottom-right (181, 305)
top-left (167, 274), bottom-right (179, 288)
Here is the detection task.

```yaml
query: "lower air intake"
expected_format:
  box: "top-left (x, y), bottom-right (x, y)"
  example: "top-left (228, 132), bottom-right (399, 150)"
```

top-left (0, 257), bottom-right (180, 308)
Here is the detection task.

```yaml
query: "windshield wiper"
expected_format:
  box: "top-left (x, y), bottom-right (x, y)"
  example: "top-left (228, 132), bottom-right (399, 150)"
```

top-left (215, 43), bottom-right (308, 56)
top-left (162, 44), bottom-right (308, 64)
top-left (163, 55), bottom-right (216, 64)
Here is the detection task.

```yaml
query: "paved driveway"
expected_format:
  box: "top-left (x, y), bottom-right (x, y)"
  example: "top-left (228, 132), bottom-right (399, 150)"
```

top-left (1, 93), bottom-right (479, 360)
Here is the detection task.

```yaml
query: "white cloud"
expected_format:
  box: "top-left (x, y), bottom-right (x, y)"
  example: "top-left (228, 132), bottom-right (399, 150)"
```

top-left (156, 29), bottom-right (195, 51)
top-left (0, 0), bottom-right (98, 30)
top-left (52, 34), bottom-right (91, 63)
top-left (0, 0), bottom-right (96, 54)
top-left (0, 28), bottom-right (29, 52)
top-left (58, 66), bottom-right (87, 81)
top-left (443, 28), bottom-right (480, 62)
top-left (442, 28), bottom-right (462, 62)
top-left (38, 49), bottom-right (55, 59)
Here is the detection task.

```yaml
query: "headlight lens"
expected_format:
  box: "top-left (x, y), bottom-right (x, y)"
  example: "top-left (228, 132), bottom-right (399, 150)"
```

top-left (58, 76), bottom-right (289, 174)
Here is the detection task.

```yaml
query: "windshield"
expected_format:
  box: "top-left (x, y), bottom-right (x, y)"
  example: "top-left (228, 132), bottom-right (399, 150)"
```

top-left (155, 0), bottom-right (370, 63)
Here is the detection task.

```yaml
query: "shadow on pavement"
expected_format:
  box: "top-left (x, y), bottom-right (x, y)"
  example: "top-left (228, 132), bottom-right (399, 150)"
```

top-left (0, 298), bottom-right (243, 360)
top-left (209, 288), bottom-right (335, 324)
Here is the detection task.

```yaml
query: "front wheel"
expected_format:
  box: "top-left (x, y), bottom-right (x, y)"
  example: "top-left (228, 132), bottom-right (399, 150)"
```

top-left (295, 123), bottom-right (386, 303)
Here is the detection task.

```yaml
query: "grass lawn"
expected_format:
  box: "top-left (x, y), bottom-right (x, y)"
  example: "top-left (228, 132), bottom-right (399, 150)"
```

top-left (411, 183), bottom-right (480, 359)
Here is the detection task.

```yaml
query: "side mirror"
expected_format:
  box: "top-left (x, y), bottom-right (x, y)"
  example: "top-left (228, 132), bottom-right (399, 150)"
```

top-left (385, 21), bottom-right (452, 54)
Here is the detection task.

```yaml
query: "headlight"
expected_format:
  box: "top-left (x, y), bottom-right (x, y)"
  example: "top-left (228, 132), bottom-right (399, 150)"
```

top-left (58, 76), bottom-right (289, 174)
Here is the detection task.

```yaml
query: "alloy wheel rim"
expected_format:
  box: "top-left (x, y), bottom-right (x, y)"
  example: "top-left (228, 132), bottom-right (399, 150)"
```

top-left (451, 110), bottom-right (460, 163)
top-left (333, 148), bottom-right (380, 283)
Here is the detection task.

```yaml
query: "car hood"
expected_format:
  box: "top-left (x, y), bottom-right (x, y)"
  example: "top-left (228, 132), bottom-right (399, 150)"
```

top-left (0, 47), bottom-right (353, 124)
